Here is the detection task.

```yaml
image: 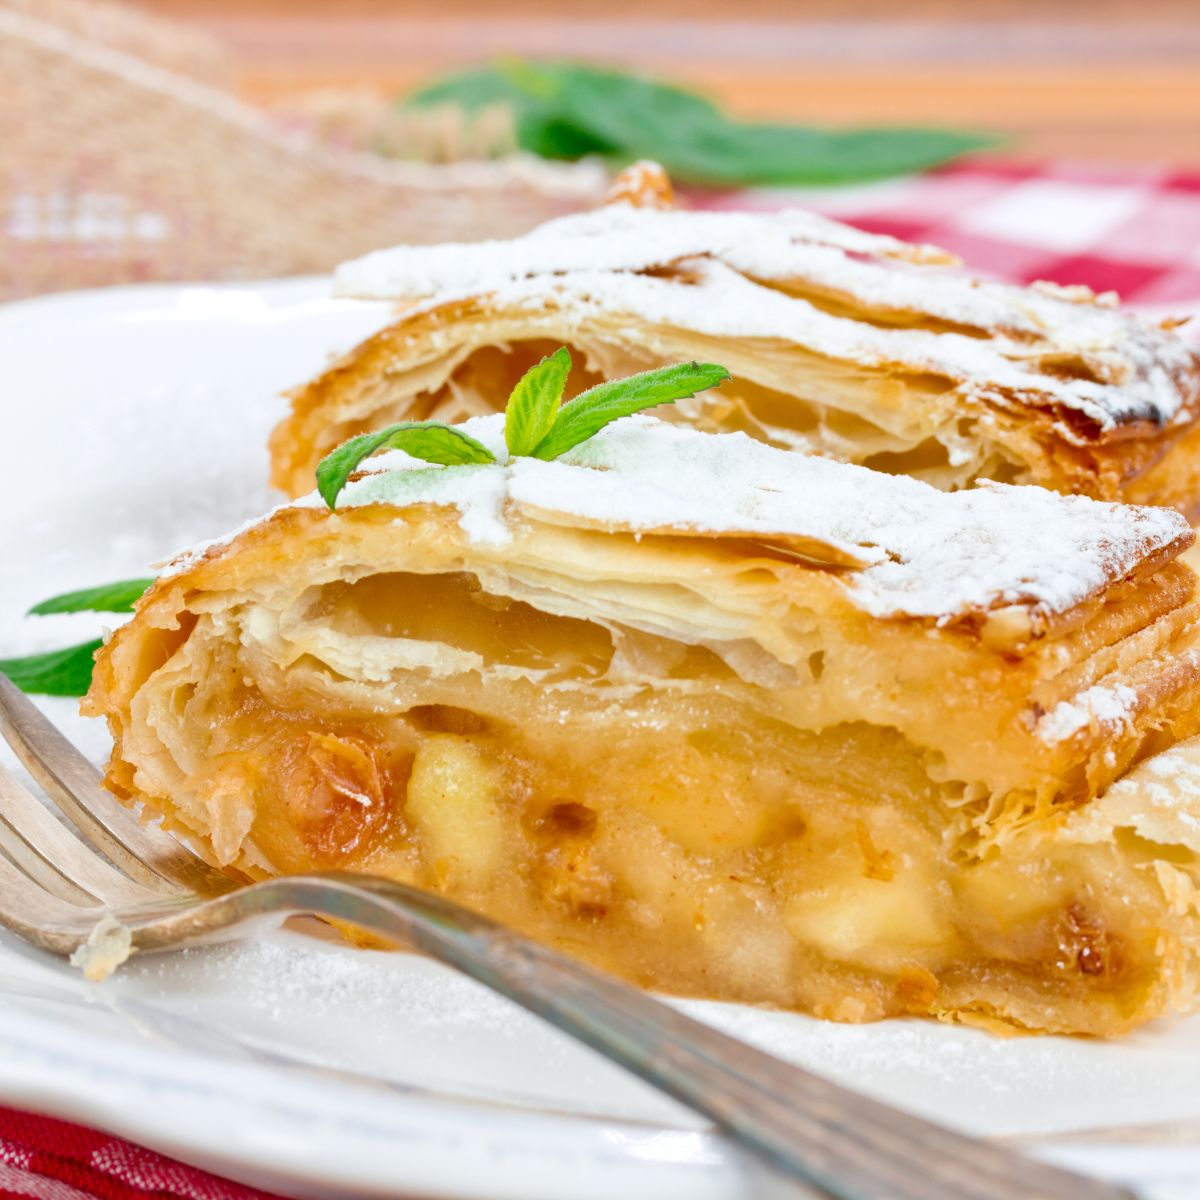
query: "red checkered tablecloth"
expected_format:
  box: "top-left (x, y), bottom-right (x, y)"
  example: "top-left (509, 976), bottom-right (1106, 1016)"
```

top-left (692, 156), bottom-right (1200, 316)
top-left (0, 1105), bottom-right (280, 1200)
top-left (4, 154), bottom-right (1200, 1200)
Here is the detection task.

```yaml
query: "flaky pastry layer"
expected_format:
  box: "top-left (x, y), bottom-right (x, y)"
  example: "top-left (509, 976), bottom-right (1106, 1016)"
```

top-left (270, 164), bottom-right (1200, 513)
top-left (88, 421), bottom-right (1200, 1035)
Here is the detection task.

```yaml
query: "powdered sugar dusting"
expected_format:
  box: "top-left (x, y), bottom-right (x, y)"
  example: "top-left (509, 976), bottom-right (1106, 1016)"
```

top-left (333, 201), bottom-right (1197, 430)
top-left (334, 202), bottom-right (936, 300)
top-left (1037, 683), bottom-right (1140, 743)
top-left (271, 414), bottom-right (1192, 623)
top-left (1121, 741), bottom-right (1200, 827)
top-left (1070, 733), bottom-right (1200, 853)
top-left (327, 459), bottom-right (511, 546)
top-left (1117, 744), bottom-right (1200, 841)
top-left (489, 263), bottom-right (1177, 432)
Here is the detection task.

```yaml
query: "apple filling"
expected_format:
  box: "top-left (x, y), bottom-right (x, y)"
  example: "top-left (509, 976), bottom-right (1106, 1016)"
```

top-left (121, 568), bottom-right (1195, 1037)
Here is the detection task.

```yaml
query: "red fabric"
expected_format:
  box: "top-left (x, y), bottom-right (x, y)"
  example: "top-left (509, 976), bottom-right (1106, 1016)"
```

top-left (0, 1105), bottom-right (284, 1200)
top-left (4, 153), bottom-right (1198, 1200)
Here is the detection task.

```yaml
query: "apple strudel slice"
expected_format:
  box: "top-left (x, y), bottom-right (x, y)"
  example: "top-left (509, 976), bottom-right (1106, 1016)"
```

top-left (89, 416), bottom-right (1200, 1036)
top-left (269, 164), bottom-right (1200, 514)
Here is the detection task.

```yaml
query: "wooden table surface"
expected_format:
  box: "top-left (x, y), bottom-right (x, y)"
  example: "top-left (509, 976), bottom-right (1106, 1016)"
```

top-left (135, 0), bottom-right (1200, 166)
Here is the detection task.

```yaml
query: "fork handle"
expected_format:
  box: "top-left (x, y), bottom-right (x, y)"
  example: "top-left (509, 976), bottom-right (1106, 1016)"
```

top-left (129, 872), bottom-right (1131, 1200)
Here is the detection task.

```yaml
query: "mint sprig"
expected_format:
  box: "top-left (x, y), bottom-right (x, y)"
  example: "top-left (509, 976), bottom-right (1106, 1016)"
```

top-left (0, 576), bottom-right (154, 697)
top-left (316, 350), bottom-right (730, 509)
top-left (2, 349), bottom-right (728, 698)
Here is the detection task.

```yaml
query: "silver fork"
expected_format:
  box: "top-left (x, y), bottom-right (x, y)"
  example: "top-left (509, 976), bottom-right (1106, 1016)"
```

top-left (0, 675), bottom-right (1132, 1200)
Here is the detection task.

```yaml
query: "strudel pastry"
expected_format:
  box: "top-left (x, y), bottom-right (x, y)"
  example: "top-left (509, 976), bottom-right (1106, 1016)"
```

top-left (269, 163), bottom-right (1200, 514)
top-left (88, 414), bottom-right (1200, 1036)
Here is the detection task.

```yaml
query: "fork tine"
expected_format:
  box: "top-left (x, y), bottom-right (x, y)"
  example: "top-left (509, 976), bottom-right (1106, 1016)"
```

top-left (0, 851), bottom-right (99, 953)
top-left (0, 675), bottom-right (227, 894)
top-left (0, 762), bottom-right (101, 907)
top-left (0, 761), bottom-right (158, 907)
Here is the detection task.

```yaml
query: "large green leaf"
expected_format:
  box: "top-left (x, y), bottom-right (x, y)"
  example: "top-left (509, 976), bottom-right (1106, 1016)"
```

top-left (28, 577), bottom-right (154, 616)
top-left (408, 64), bottom-right (616, 160)
top-left (0, 638), bottom-right (103, 698)
top-left (409, 70), bottom-right (517, 110)
top-left (402, 61), bottom-right (997, 185)
top-left (650, 122), bottom-right (999, 187)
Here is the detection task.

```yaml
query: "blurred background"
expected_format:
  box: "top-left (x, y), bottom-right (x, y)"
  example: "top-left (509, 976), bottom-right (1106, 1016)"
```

top-left (2, 0), bottom-right (1198, 300)
top-left (152, 0), bottom-right (1200, 163)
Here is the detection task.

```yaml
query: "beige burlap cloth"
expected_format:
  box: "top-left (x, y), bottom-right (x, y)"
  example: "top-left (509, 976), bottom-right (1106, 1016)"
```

top-left (0, 0), bottom-right (605, 301)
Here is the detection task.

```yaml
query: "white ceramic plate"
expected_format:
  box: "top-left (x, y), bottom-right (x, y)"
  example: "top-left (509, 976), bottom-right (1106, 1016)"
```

top-left (2, 280), bottom-right (1200, 1200)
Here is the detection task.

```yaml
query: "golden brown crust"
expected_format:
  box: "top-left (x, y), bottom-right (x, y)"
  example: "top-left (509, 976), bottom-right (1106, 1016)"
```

top-left (273, 298), bottom-right (1200, 508)
top-left (269, 165), bottom-right (1200, 508)
top-left (86, 441), bottom-right (1200, 1036)
top-left (599, 159), bottom-right (675, 209)
top-left (93, 495), bottom-right (1200, 803)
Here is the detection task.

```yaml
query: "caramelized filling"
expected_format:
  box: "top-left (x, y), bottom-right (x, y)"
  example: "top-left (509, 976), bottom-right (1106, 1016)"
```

top-left (120, 566), bottom-right (1198, 1037)
top-left (180, 674), bottom-right (1170, 1035)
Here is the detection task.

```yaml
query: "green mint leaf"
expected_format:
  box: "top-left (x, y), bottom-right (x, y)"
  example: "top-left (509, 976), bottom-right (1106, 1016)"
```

top-left (532, 361), bottom-right (730, 461)
top-left (10, 577), bottom-right (155, 696)
top-left (0, 638), bottom-right (103, 697)
top-left (505, 347), bottom-right (571, 457)
top-left (513, 113), bottom-right (615, 161)
top-left (538, 66), bottom-right (997, 185)
top-left (406, 65), bottom-right (532, 112)
top-left (494, 55), bottom-right (565, 103)
top-left (643, 122), bottom-right (998, 187)
top-left (28, 577), bottom-right (154, 617)
top-left (317, 421), bottom-right (496, 510)
top-left (401, 61), bottom-right (995, 185)
top-left (405, 64), bottom-right (616, 159)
